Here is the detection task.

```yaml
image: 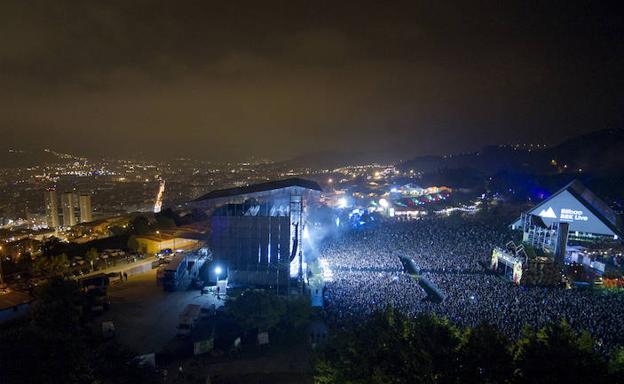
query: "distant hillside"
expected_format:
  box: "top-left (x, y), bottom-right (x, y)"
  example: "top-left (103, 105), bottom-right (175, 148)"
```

top-left (0, 148), bottom-right (86, 168)
top-left (396, 128), bottom-right (624, 205)
top-left (0, 149), bottom-right (59, 168)
top-left (280, 150), bottom-right (402, 169)
top-left (399, 146), bottom-right (550, 174)
top-left (550, 129), bottom-right (624, 174)
top-left (399, 128), bottom-right (624, 176)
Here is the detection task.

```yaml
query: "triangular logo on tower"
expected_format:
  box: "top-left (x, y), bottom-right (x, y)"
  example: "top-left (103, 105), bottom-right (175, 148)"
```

top-left (538, 207), bottom-right (557, 219)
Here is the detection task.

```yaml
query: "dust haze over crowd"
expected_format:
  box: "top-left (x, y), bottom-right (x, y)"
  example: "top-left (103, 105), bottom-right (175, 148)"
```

top-left (1, 1), bottom-right (623, 161)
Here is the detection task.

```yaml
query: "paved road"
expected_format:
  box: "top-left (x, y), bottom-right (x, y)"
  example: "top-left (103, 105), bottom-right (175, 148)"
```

top-left (78, 256), bottom-right (157, 280)
top-left (104, 269), bottom-right (222, 354)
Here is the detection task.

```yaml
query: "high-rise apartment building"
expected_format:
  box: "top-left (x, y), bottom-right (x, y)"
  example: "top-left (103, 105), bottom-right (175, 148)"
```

top-left (79, 193), bottom-right (92, 223)
top-left (44, 189), bottom-right (60, 228)
top-left (61, 191), bottom-right (77, 227)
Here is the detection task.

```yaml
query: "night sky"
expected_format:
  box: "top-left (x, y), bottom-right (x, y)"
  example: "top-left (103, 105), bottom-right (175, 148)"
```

top-left (1, 1), bottom-right (623, 161)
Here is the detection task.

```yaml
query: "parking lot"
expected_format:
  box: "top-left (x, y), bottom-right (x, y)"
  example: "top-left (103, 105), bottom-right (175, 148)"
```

top-left (103, 268), bottom-right (222, 354)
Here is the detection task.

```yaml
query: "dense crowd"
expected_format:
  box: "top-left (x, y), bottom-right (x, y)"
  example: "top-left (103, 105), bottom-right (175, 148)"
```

top-left (320, 216), bottom-right (624, 349)
top-left (318, 230), bottom-right (404, 272)
top-left (319, 217), bottom-right (506, 273)
top-left (324, 272), bottom-right (427, 322)
top-left (422, 272), bottom-right (624, 347)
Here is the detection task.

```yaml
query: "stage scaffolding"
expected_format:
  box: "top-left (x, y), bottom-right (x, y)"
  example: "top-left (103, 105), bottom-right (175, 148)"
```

top-left (203, 180), bottom-right (320, 291)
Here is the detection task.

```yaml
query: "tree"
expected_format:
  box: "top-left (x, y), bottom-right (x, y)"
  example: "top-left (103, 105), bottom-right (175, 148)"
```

top-left (127, 235), bottom-right (140, 253)
top-left (33, 256), bottom-right (48, 276)
top-left (17, 252), bottom-right (33, 273)
top-left (313, 306), bottom-right (624, 384)
top-left (0, 277), bottom-right (158, 384)
top-left (84, 247), bottom-right (98, 272)
top-left (275, 296), bottom-right (314, 344)
top-left (314, 310), bottom-right (619, 384)
top-left (33, 253), bottom-right (69, 277)
top-left (129, 215), bottom-right (150, 235)
top-left (314, 309), bottom-right (462, 384)
top-left (159, 208), bottom-right (181, 226)
top-left (225, 289), bottom-right (286, 332)
top-left (31, 277), bottom-right (84, 333)
top-left (609, 346), bottom-right (624, 376)
top-left (458, 323), bottom-right (513, 384)
top-left (284, 296), bottom-right (313, 330)
top-left (108, 225), bottom-right (127, 237)
top-left (154, 215), bottom-right (176, 230)
top-left (512, 321), bottom-right (608, 384)
top-left (41, 237), bottom-right (63, 257)
top-left (0, 320), bottom-right (91, 384)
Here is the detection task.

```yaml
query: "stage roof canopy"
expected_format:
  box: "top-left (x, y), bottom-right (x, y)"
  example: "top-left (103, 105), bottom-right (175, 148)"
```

top-left (193, 177), bottom-right (322, 202)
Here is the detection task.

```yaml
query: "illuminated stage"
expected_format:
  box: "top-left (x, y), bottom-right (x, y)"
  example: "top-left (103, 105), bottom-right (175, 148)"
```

top-left (192, 178), bottom-right (322, 289)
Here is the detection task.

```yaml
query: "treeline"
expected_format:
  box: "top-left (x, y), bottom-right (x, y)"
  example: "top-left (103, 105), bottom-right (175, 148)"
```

top-left (123, 208), bottom-right (207, 236)
top-left (314, 308), bottom-right (624, 384)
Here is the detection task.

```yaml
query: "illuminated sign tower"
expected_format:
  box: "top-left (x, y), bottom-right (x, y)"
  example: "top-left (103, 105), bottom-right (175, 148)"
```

top-left (511, 180), bottom-right (621, 241)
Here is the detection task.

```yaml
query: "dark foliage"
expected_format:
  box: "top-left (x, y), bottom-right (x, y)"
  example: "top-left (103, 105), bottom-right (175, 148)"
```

top-left (315, 308), bottom-right (617, 384)
top-left (0, 277), bottom-right (158, 384)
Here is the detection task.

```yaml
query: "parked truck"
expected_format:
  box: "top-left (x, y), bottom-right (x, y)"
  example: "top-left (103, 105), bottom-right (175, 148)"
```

top-left (177, 304), bottom-right (201, 337)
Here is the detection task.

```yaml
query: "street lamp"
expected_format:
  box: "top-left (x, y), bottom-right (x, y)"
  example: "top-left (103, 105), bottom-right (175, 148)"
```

top-left (214, 266), bottom-right (223, 299)
top-left (156, 230), bottom-right (161, 254)
top-left (0, 245), bottom-right (4, 285)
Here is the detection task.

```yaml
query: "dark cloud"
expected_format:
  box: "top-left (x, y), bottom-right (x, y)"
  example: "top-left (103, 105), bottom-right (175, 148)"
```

top-left (1, 0), bottom-right (623, 161)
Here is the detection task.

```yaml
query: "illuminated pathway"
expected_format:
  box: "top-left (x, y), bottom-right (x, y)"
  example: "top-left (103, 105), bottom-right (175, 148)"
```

top-left (153, 179), bottom-right (165, 213)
